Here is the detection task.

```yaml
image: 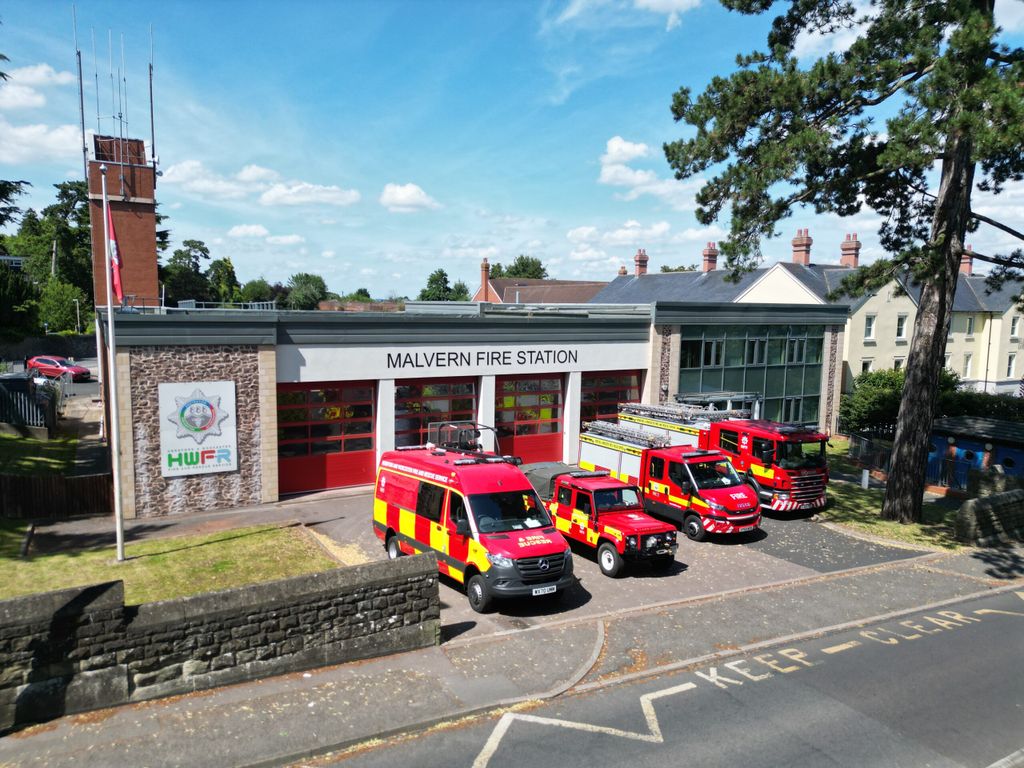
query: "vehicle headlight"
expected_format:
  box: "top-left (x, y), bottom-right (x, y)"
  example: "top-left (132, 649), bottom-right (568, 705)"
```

top-left (707, 500), bottom-right (727, 512)
top-left (773, 491), bottom-right (790, 500)
top-left (486, 553), bottom-right (514, 568)
top-left (625, 536), bottom-right (637, 549)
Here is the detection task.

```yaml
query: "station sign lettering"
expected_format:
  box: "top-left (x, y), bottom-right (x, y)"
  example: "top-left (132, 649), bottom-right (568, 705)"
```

top-left (386, 348), bottom-right (579, 370)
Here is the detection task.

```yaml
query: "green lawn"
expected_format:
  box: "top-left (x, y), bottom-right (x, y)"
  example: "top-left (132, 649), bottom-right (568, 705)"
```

top-left (0, 522), bottom-right (341, 605)
top-left (0, 433), bottom-right (79, 475)
top-left (824, 437), bottom-right (961, 550)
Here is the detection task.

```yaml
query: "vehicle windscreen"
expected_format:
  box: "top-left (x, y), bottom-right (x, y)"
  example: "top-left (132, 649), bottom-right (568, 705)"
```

top-left (686, 459), bottom-right (743, 490)
top-left (469, 489), bottom-right (552, 533)
top-left (593, 486), bottom-right (643, 511)
top-left (776, 440), bottom-right (827, 469)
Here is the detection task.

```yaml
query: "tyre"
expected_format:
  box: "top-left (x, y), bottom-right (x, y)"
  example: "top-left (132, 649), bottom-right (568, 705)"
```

top-left (386, 534), bottom-right (403, 560)
top-left (597, 542), bottom-right (624, 578)
top-left (684, 514), bottom-right (707, 542)
top-left (650, 556), bottom-right (674, 572)
top-left (467, 574), bottom-right (493, 613)
top-left (746, 474), bottom-right (763, 499)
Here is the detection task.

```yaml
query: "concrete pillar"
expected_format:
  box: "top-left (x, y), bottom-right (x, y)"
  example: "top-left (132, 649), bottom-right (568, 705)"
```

top-left (115, 349), bottom-right (136, 519)
top-left (562, 370), bottom-right (582, 464)
top-left (376, 379), bottom-right (396, 459)
top-left (477, 375), bottom-right (497, 452)
top-left (257, 346), bottom-right (278, 504)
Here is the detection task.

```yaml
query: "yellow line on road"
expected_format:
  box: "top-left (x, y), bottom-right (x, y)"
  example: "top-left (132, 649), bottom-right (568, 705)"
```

top-left (820, 640), bottom-right (861, 655)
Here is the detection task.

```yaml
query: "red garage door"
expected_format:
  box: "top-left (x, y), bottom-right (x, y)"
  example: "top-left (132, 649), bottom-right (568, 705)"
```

top-left (581, 370), bottom-right (642, 426)
top-left (394, 378), bottom-right (478, 447)
top-left (495, 374), bottom-right (563, 463)
top-left (277, 381), bottom-right (376, 494)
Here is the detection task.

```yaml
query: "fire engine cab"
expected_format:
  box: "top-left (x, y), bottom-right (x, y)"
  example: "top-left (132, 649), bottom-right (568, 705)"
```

top-left (521, 462), bottom-right (678, 577)
top-left (373, 446), bottom-right (575, 613)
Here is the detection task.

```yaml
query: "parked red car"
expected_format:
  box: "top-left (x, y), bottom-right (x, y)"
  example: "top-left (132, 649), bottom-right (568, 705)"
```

top-left (26, 356), bottom-right (91, 382)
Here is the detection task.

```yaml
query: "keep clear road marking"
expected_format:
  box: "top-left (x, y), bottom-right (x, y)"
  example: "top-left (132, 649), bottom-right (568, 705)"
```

top-left (471, 682), bottom-right (697, 768)
top-left (469, 592), bottom-right (1024, 768)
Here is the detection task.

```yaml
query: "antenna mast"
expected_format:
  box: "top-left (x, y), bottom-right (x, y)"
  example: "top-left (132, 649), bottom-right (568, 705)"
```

top-left (73, 6), bottom-right (87, 181)
top-left (91, 29), bottom-right (99, 134)
top-left (149, 24), bottom-right (157, 176)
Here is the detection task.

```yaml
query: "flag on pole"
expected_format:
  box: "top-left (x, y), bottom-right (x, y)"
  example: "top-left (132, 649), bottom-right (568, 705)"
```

top-left (106, 205), bottom-right (124, 303)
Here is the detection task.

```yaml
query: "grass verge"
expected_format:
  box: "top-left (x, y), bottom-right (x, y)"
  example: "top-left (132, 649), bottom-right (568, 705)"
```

top-left (0, 433), bottom-right (79, 475)
top-left (0, 522), bottom-right (340, 605)
top-left (824, 437), bottom-right (960, 550)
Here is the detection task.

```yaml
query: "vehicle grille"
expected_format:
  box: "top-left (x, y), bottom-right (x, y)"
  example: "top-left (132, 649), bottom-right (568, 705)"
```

top-left (517, 554), bottom-right (566, 582)
top-left (790, 473), bottom-right (826, 502)
top-left (642, 532), bottom-right (675, 550)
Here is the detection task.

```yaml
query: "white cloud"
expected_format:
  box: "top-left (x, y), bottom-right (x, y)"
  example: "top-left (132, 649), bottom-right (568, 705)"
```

top-left (227, 224), bottom-right (270, 238)
top-left (162, 160), bottom-right (250, 200)
top-left (996, 0), bottom-right (1024, 32)
top-left (266, 234), bottom-right (305, 245)
top-left (601, 136), bottom-right (650, 165)
top-left (379, 183), bottom-right (442, 213)
top-left (0, 84), bottom-right (45, 110)
top-left (321, 249), bottom-right (336, 259)
top-left (0, 117), bottom-right (80, 164)
top-left (633, 0), bottom-right (701, 31)
top-left (7, 64), bottom-right (75, 87)
top-left (599, 163), bottom-right (658, 187)
top-left (604, 219), bottom-right (671, 245)
top-left (236, 164), bottom-right (280, 183)
top-left (568, 243), bottom-right (609, 262)
top-left (567, 225), bottom-right (599, 243)
top-left (260, 181), bottom-right (360, 207)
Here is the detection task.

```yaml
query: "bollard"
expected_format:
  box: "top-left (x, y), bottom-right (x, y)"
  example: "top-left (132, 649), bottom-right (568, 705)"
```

top-left (861, 469), bottom-right (870, 489)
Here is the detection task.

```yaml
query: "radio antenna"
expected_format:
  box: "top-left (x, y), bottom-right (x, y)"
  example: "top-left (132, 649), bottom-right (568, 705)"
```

top-left (91, 28), bottom-right (99, 133)
top-left (149, 24), bottom-right (156, 174)
top-left (73, 5), bottom-right (87, 180)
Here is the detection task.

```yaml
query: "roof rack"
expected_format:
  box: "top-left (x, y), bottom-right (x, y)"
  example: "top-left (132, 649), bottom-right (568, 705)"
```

top-left (619, 401), bottom-right (751, 423)
top-left (582, 420), bottom-right (671, 448)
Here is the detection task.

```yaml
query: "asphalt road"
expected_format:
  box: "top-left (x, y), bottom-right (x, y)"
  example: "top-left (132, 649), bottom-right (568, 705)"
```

top-left (303, 589), bottom-right (1024, 768)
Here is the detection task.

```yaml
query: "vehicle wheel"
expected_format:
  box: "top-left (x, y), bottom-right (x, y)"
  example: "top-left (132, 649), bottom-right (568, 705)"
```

top-left (466, 574), bottom-right (493, 613)
top-left (650, 556), bottom-right (674, 572)
top-left (386, 534), bottom-right (403, 560)
top-left (684, 515), bottom-right (707, 542)
top-left (597, 542), bottom-right (624, 578)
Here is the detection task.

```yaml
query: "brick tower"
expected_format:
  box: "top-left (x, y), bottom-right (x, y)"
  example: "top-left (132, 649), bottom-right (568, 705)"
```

top-left (87, 135), bottom-right (160, 307)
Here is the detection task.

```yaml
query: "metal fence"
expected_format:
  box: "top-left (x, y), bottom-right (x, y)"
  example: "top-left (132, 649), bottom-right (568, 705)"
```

top-left (846, 432), bottom-right (976, 490)
top-left (0, 387), bottom-right (56, 430)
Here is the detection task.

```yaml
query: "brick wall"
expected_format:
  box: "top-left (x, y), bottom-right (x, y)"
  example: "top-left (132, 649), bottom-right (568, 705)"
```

top-left (0, 555), bottom-right (440, 730)
top-left (127, 345), bottom-right (265, 517)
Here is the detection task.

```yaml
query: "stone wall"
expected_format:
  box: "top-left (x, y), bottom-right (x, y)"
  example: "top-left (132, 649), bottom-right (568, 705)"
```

top-left (0, 555), bottom-right (440, 730)
top-left (128, 345), bottom-right (264, 517)
top-left (967, 466), bottom-right (1024, 498)
top-left (955, 489), bottom-right (1024, 546)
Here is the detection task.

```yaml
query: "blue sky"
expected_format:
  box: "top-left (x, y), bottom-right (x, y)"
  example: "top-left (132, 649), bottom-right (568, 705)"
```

top-left (2, 0), bottom-right (1023, 298)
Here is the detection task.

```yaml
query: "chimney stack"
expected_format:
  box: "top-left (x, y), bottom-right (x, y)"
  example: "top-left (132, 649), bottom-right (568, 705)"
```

top-left (617, 265), bottom-right (628, 276)
top-left (840, 233), bottom-right (861, 268)
top-left (634, 248), bottom-right (649, 276)
top-left (480, 258), bottom-right (491, 300)
top-left (702, 242), bottom-right (719, 273)
top-left (791, 228), bottom-right (813, 265)
top-left (960, 245), bottom-right (973, 275)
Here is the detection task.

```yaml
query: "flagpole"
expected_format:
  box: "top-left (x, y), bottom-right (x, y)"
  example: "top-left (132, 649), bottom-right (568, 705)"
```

top-left (101, 164), bottom-right (126, 562)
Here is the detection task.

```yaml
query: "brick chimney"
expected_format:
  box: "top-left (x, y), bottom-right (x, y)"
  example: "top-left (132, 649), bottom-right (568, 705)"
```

top-left (634, 248), bottom-right (649, 276)
top-left (840, 233), bottom-right (861, 268)
top-left (702, 242), bottom-right (719, 273)
top-left (960, 245), bottom-right (973, 275)
top-left (791, 228), bottom-right (812, 265)
top-left (617, 265), bottom-right (628, 276)
top-left (480, 258), bottom-right (492, 300)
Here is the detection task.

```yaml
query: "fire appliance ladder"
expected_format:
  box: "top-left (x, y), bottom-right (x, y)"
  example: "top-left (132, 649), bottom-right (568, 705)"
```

top-left (582, 420), bottom-right (671, 449)
top-left (619, 401), bottom-right (751, 424)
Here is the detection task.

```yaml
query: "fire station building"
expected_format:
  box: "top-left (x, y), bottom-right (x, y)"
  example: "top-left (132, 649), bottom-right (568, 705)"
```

top-left (99, 299), bottom-right (846, 520)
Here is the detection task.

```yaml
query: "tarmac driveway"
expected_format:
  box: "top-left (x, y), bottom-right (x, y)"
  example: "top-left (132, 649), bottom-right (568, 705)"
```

top-left (307, 489), bottom-right (928, 642)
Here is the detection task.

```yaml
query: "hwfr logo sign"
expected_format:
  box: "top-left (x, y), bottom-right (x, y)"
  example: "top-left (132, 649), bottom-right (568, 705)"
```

top-left (158, 381), bottom-right (238, 477)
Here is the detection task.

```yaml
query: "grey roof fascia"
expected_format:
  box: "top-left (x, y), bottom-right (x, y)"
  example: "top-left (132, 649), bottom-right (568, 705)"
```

top-left (652, 302), bottom-right (850, 326)
top-left (97, 310), bottom-right (277, 346)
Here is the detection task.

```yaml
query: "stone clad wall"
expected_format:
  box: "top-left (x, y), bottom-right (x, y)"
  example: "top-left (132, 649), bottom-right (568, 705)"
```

top-left (0, 555), bottom-right (440, 730)
top-left (955, 489), bottom-right (1024, 545)
top-left (128, 345), bottom-right (263, 517)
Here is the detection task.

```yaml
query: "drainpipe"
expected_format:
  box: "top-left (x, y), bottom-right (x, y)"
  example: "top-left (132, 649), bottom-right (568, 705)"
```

top-left (983, 312), bottom-right (994, 393)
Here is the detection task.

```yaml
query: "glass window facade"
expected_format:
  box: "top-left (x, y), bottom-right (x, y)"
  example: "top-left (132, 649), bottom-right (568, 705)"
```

top-left (581, 370), bottom-right (641, 425)
top-left (277, 382), bottom-right (375, 458)
top-left (676, 324), bottom-right (825, 423)
top-left (395, 378), bottom-right (478, 447)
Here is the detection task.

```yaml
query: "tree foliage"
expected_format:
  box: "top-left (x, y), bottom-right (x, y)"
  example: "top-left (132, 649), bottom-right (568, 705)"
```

top-left (38, 279), bottom-right (88, 333)
top-left (489, 255), bottom-right (548, 280)
top-left (161, 239), bottom-right (213, 306)
top-left (286, 272), bottom-right (328, 310)
top-left (0, 50), bottom-right (30, 232)
top-left (664, 0), bottom-right (1024, 523)
top-left (660, 263), bottom-right (697, 273)
top-left (240, 278), bottom-right (274, 303)
top-left (0, 263), bottom-right (39, 339)
top-left (207, 258), bottom-right (241, 304)
top-left (417, 269), bottom-right (470, 301)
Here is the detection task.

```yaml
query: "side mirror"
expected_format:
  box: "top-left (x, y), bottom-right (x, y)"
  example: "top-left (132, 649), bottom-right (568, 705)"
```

top-left (761, 450), bottom-right (775, 464)
top-left (455, 519), bottom-right (471, 537)
top-left (679, 480), bottom-right (692, 495)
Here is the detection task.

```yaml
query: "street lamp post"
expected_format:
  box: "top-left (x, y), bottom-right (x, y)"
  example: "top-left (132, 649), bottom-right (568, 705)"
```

top-left (73, 298), bottom-right (81, 334)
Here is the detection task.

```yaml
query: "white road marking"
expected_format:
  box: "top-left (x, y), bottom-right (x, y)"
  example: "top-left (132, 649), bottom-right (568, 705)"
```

top-left (470, 682), bottom-right (697, 768)
top-left (984, 745), bottom-right (1024, 768)
top-left (821, 640), bottom-right (862, 655)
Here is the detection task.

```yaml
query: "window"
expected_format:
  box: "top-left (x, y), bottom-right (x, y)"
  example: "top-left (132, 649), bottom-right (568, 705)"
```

top-left (896, 314), bottom-right (908, 339)
top-left (557, 486), bottom-right (572, 505)
top-left (573, 491), bottom-right (592, 516)
top-left (944, 355), bottom-right (952, 369)
top-left (449, 493), bottom-right (468, 529)
top-left (1011, 316), bottom-right (1021, 338)
top-left (718, 429), bottom-right (740, 453)
top-left (416, 482), bottom-right (444, 523)
top-left (277, 382), bottom-right (376, 458)
top-left (495, 376), bottom-right (562, 438)
top-left (703, 340), bottom-right (723, 367)
top-left (966, 316), bottom-right (975, 336)
top-left (580, 371), bottom-right (640, 425)
top-left (963, 353), bottom-right (973, 377)
top-left (667, 461), bottom-right (689, 489)
top-left (864, 314), bottom-right (876, 340)
top-left (786, 338), bottom-right (805, 363)
top-left (648, 455), bottom-right (665, 480)
top-left (1008, 353), bottom-right (1017, 379)
top-left (745, 339), bottom-right (766, 365)
top-left (893, 357), bottom-right (905, 371)
top-left (752, 437), bottom-right (775, 462)
top-left (783, 397), bottom-right (803, 422)
top-left (861, 359), bottom-right (873, 374)
top-left (680, 340), bottom-right (702, 369)
top-left (395, 378), bottom-right (478, 448)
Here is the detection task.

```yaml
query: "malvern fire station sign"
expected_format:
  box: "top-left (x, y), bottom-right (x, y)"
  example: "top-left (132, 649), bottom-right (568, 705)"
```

top-left (158, 381), bottom-right (238, 477)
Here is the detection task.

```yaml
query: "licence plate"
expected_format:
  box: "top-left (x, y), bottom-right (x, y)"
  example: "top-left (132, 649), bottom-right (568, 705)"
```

top-left (739, 525), bottom-right (756, 532)
top-left (532, 585), bottom-right (557, 596)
